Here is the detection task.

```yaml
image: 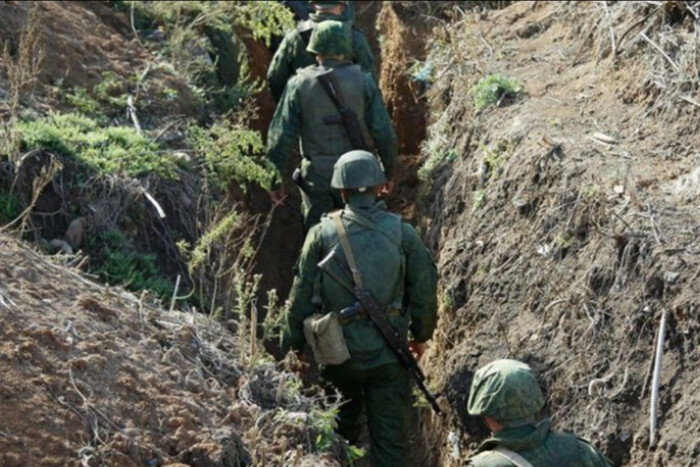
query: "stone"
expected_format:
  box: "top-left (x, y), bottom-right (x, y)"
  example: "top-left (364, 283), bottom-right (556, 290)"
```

top-left (664, 272), bottom-right (680, 284)
top-left (65, 217), bottom-right (87, 250)
top-left (49, 239), bottom-right (73, 255)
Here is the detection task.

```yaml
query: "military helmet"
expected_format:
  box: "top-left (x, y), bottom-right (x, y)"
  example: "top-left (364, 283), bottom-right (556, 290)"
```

top-left (306, 20), bottom-right (351, 56)
top-left (309, 1), bottom-right (348, 7)
top-left (467, 359), bottom-right (545, 425)
top-left (331, 150), bottom-right (387, 190)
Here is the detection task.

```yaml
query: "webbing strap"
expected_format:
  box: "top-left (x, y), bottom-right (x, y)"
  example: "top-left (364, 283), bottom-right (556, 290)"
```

top-left (331, 211), bottom-right (363, 290)
top-left (491, 447), bottom-right (534, 467)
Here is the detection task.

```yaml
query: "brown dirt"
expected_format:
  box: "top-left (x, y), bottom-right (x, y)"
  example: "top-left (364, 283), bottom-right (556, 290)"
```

top-left (418, 2), bottom-right (700, 466)
top-left (0, 2), bottom-right (141, 93)
top-left (0, 233), bottom-right (339, 467)
top-left (377, 3), bottom-right (428, 156)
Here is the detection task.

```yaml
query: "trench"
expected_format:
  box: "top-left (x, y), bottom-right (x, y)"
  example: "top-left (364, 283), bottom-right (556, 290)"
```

top-left (251, 3), bottom-right (450, 465)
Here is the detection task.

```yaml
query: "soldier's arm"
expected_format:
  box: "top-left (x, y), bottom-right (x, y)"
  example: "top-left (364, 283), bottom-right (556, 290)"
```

top-left (577, 439), bottom-right (614, 467)
top-left (402, 223), bottom-right (438, 342)
top-left (363, 74), bottom-right (398, 178)
top-left (352, 28), bottom-right (378, 81)
top-left (266, 80), bottom-right (302, 186)
top-left (280, 225), bottom-right (324, 354)
top-left (267, 32), bottom-right (297, 102)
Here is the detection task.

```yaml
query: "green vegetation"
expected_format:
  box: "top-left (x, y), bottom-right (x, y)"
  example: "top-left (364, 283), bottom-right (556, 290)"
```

top-left (187, 121), bottom-right (275, 191)
top-left (0, 188), bottom-right (21, 224)
top-left (16, 113), bottom-right (178, 178)
top-left (471, 74), bottom-right (523, 110)
top-left (97, 229), bottom-right (174, 299)
top-left (418, 149), bottom-right (457, 180)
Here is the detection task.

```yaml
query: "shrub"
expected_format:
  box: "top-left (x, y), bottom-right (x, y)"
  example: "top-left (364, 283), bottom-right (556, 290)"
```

top-left (471, 74), bottom-right (523, 110)
top-left (187, 120), bottom-right (275, 191)
top-left (17, 113), bottom-right (179, 178)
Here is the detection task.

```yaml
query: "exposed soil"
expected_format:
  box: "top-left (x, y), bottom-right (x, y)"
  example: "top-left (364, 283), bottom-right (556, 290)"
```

top-left (0, 234), bottom-right (340, 467)
top-left (418, 2), bottom-right (700, 466)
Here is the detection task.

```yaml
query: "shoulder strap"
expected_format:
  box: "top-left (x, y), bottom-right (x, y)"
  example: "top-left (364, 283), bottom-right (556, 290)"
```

top-left (491, 447), bottom-right (534, 467)
top-left (331, 211), bottom-right (363, 290)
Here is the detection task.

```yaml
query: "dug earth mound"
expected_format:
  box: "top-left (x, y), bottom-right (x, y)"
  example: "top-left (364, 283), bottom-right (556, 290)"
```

top-left (417, 2), bottom-right (700, 466)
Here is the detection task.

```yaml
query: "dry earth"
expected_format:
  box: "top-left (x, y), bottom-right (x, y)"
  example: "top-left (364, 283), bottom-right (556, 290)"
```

top-left (417, 2), bottom-right (700, 466)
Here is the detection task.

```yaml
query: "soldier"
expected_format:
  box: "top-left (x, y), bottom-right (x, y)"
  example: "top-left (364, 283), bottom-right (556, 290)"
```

top-left (467, 359), bottom-right (612, 467)
top-left (267, 0), bottom-right (376, 102)
top-left (266, 20), bottom-right (397, 232)
top-left (281, 151), bottom-right (438, 466)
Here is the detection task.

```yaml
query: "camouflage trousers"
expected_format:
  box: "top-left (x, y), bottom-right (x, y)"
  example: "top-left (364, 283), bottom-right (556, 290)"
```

top-left (297, 162), bottom-right (344, 232)
top-left (322, 362), bottom-right (411, 467)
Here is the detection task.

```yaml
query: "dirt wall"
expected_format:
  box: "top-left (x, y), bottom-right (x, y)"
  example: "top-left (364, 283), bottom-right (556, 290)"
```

top-left (419, 2), bottom-right (700, 466)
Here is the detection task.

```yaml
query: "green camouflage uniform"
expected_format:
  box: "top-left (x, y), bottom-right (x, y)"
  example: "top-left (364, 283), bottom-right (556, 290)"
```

top-left (467, 419), bottom-right (612, 467)
top-left (281, 184), bottom-right (438, 466)
top-left (467, 360), bottom-right (612, 467)
top-left (266, 58), bottom-right (397, 231)
top-left (267, 8), bottom-right (377, 102)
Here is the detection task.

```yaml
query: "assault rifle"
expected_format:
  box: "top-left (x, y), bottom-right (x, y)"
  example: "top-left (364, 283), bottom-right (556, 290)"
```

top-left (318, 250), bottom-right (442, 415)
top-left (317, 71), bottom-right (369, 151)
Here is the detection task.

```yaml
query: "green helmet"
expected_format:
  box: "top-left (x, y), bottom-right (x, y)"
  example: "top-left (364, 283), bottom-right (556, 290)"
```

top-left (331, 150), bottom-right (387, 190)
top-left (309, 1), bottom-right (348, 7)
top-left (306, 20), bottom-right (351, 56)
top-left (467, 359), bottom-right (545, 426)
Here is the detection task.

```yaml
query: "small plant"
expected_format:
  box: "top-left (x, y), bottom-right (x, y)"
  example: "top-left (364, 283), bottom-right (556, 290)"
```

top-left (64, 87), bottom-right (102, 116)
top-left (471, 74), bottom-right (523, 110)
top-left (0, 188), bottom-right (20, 224)
top-left (97, 229), bottom-right (174, 299)
top-left (473, 189), bottom-right (487, 211)
top-left (418, 149), bottom-right (457, 180)
top-left (311, 406), bottom-right (340, 452)
top-left (187, 121), bottom-right (275, 191)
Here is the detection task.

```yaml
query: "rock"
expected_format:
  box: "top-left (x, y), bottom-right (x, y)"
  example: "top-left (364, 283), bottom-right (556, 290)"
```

top-left (65, 217), bottom-right (87, 250)
top-left (664, 272), bottom-right (680, 285)
top-left (49, 239), bottom-right (73, 255)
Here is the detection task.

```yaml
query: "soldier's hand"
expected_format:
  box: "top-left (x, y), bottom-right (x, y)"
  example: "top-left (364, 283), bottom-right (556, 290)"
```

top-left (269, 186), bottom-right (287, 205)
top-left (408, 341), bottom-right (428, 362)
top-left (379, 181), bottom-right (395, 197)
top-left (289, 352), bottom-right (309, 378)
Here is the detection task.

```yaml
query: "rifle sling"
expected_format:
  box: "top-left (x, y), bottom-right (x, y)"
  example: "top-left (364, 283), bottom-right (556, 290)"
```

top-left (331, 211), bottom-right (364, 290)
top-left (491, 447), bottom-right (534, 467)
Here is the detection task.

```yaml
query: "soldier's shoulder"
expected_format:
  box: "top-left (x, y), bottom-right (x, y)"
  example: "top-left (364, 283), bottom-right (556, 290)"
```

top-left (297, 19), bottom-right (314, 33)
top-left (575, 437), bottom-right (612, 466)
top-left (467, 450), bottom-right (515, 467)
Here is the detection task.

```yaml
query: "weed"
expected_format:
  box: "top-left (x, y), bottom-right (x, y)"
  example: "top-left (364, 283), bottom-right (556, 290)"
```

top-left (17, 113), bottom-right (179, 178)
top-left (310, 406), bottom-right (340, 452)
top-left (473, 189), bottom-right (487, 211)
top-left (471, 74), bottom-right (523, 111)
top-left (64, 88), bottom-right (102, 116)
top-left (0, 188), bottom-right (20, 224)
top-left (582, 184), bottom-right (600, 198)
top-left (97, 229), bottom-right (174, 299)
top-left (187, 120), bottom-right (275, 191)
top-left (418, 149), bottom-right (457, 180)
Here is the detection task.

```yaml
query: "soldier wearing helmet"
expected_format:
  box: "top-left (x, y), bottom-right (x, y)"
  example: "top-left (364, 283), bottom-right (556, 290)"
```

top-left (281, 150), bottom-right (438, 466)
top-left (268, 0), bottom-right (376, 102)
top-left (467, 359), bottom-right (612, 467)
top-left (267, 20), bottom-right (397, 232)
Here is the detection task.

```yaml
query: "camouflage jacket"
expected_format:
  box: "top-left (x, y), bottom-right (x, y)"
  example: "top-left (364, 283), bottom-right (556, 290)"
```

top-left (280, 200), bottom-right (438, 370)
top-left (266, 59), bottom-right (397, 184)
top-left (267, 12), bottom-right (377, 102)
top-left (467, 419), bottom-right (612, 467)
